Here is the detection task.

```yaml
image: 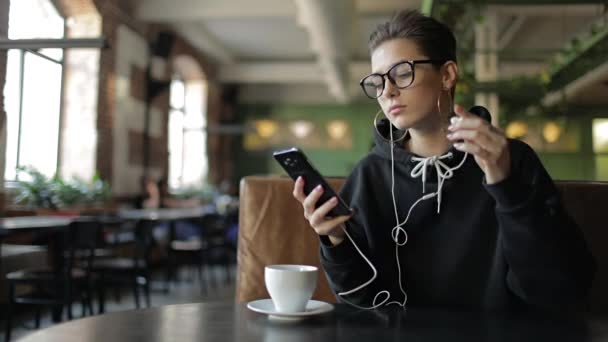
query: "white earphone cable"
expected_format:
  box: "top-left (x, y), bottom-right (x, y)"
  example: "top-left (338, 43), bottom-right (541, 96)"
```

top-left (337, 123), bottom-right (468, 310)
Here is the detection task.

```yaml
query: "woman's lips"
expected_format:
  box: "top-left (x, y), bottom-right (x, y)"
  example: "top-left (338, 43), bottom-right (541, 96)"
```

top-left (389, 105), bottom-right (405, 115)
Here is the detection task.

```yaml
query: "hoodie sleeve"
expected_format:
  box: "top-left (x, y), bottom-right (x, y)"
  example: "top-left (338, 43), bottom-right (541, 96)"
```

top-left (319, 163), bottom-right (383, 307)
top-left (483, 139), bottom-right (596, 311)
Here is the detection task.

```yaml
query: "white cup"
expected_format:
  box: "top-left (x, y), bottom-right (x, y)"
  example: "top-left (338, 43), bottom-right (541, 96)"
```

top-left (264, 265), bottom-right (318, 313)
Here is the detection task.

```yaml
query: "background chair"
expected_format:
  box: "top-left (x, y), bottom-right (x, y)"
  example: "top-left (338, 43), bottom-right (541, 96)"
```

top-left (92, 219), bottom-right (154, 313)
top-left (4, 218), bottom-right (102, 341)
top-left (166, 218), bottom-right (207, 294)
top-left (556, 181), bottom-right (608, 314)
top-left (167, 213), bottom-right (235, 293)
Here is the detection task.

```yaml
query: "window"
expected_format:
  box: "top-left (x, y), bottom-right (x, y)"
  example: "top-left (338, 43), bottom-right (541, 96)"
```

top-left (4, 0), bottom-right (65, 180)
top-left (593, 118), bottom-right (608, 181)
top-left (168, 78), bottom-right (208, 189)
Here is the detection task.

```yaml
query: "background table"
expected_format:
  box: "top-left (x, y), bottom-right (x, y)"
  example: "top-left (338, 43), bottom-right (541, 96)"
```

top-left (0, 216), bottom-right (73, 235)
top-left (0, 216), bottom-right (74, 276)
top-left (117, 207), bottom-right (213, 222)
top-left (15, 302), bottom-right (608, 342)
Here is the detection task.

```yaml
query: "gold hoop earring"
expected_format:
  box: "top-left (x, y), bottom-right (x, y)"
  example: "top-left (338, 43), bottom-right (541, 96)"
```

top-left (436, 87), bottom-right (454, 118)
top-left (373, 110), bottom-right (407, 142)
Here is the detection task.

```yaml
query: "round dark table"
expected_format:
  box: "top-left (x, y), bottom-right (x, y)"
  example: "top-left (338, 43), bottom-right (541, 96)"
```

top-left (16, 302), bottom-right (606, 341)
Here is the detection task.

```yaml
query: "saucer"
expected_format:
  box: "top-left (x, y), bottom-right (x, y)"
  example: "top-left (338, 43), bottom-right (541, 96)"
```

top-left (247, 299), bottom-right (334, 320)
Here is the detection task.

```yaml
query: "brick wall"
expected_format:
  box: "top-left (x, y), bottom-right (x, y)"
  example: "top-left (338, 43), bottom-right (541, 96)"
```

top-left (93, 0), bottom-right (149, 188)
top-left (54, 0), bottom-right (98, 16)
top-left (0, 0), bottom-right (9, 213)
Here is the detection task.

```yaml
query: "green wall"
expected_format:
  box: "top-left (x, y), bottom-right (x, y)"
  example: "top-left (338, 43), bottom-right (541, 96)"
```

top-left (234, 103), bottom-right (377, 181)
top-left (233, 104), bottom-right (607, 183)
top-left (537, 154), bottom-right (593, 180)
top-left (520, 111), bottom-right (605, 181)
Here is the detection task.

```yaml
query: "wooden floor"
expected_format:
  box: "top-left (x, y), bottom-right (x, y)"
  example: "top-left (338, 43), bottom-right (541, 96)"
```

top-left (6, 265), bottom-right (236, 341)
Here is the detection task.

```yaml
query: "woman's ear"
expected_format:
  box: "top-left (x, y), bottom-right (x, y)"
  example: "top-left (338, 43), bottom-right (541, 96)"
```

top-left (442, 61), bottom-right (458, 90)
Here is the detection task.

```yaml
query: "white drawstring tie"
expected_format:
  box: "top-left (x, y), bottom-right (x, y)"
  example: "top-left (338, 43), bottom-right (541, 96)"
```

top-left (410, 153), bottom-right (458, 213)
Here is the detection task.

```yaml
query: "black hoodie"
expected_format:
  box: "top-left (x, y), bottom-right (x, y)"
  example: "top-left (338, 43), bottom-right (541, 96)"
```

top-left (320, 119), bottom-right (595, 312)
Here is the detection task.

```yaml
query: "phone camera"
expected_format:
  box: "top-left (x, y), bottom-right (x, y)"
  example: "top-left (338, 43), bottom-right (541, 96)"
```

top-left (283, 157), bottom-right (298, 168)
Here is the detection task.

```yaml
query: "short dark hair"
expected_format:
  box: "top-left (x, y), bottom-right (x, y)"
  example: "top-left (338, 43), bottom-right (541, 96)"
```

top-left (368, 10), bottom-right (457, 66)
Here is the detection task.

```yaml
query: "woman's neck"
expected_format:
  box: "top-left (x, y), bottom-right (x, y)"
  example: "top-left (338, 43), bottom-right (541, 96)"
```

top-left (405, 127), bottom-right (452, 157)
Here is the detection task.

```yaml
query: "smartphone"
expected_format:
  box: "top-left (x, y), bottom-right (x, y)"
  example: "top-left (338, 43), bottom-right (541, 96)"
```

top-left (273, 147), bottom-right (352, 217)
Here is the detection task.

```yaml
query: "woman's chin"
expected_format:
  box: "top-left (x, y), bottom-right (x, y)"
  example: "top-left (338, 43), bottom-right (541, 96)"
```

top-left (391, 117), bottom-right (410, 131)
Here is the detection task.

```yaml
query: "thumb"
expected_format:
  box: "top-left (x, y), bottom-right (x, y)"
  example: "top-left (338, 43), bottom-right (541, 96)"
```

top-left (453, 104), bottom-right (470, 118)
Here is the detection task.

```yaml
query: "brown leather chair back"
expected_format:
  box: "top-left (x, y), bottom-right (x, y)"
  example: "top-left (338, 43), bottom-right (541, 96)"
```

top-left (236, 176), bottom-right (608, 312)
top-left (237, 176), bottom-right (343, 303)
top-left (556, 181), bottom-right (608, 313)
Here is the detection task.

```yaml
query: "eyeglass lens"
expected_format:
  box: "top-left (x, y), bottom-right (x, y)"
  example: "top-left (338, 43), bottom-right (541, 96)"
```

top-left (361, 62), bottom-right (414, 99)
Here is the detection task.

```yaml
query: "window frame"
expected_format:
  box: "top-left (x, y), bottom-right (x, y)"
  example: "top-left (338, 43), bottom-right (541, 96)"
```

top-left (4, 0), bottom-right (66, 181)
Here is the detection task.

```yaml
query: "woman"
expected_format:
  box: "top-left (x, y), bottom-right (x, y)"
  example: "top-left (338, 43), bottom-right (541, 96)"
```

top-left (293, 10), bottom-right (595, 312)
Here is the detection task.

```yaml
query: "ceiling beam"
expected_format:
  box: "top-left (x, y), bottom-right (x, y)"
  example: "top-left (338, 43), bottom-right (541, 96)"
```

top-left (356, 0), bottom-right (422, 14)
top-left (238, 83), bottom-right (368, 104)
top-left (172, 23), bottom-right (233, 64)
top-left (219, 62), bottom-right (322, 84)
top-left (219, 61), bottom-right (372, 84)
top-left (136, 0), bottom-right (296, 21)
top-left (498, 62), bottom-right (546, 77)
top-left (542, 60), bottom-right (608, 107)
top-left (294, 0), bottom-right (355, 103)
top-left (497, 15), bottom-right (526, 50)
top-left (491, 4), bottom-right (605, 16)
top-left (487, 0), bottom-right (606, 4)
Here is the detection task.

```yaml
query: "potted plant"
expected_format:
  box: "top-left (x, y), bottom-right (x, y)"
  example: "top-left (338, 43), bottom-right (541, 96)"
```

top-left (12, 166), bottom-right (112, 215)
top-left (13, 166), bottom-right (57, 210)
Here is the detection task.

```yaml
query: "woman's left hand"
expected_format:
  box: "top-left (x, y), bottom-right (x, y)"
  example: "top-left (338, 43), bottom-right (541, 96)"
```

top-left (446, 104), bottom-right (511, 184)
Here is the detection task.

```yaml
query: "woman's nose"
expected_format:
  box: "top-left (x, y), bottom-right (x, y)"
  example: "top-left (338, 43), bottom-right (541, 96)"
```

top-left (382, 76), bottom-right (399, 99)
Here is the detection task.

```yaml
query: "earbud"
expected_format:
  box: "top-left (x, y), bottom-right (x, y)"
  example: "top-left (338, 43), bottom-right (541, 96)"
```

top-left (468, 106), bottom-right (492, 123)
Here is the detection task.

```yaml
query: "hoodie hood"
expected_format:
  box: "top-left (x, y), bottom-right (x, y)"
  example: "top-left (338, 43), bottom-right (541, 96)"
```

top-left (370, 118), bottom-right (466, 170)
top-left (371, 118), bottom-right (411, 163)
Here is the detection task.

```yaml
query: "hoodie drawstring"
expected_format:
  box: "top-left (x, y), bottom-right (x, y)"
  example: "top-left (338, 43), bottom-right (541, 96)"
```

top-left (410, 153), bottom-right (457, 213)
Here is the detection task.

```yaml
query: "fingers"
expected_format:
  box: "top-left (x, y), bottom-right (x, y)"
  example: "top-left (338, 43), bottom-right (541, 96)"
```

top-left (452, 104), bottom-right (470, 118)
top-left (292, 176), bottom-right (351, 237)
top-left (308, 196), bottom-right (339, 227)
top-left (447, 129), bottom-right (502, 155)
top-left (292, 176), bottom-right (323, 212)
top-left (302, 184), bottom-right (324, 218)
top-left (310, 213), bottom-right (352, 236)
top-left (450, 104), bottom-right (486, 130)
top-left (292, 176), bottom-right (323, 219)
top-left (448, 104), bottom-right (507, 158)
top-left (452, 141), bottom-right (493, 160)
top-left (292, 176), bottom-right (306, 203)
top-left (293, 177), bottom-right (328, 220)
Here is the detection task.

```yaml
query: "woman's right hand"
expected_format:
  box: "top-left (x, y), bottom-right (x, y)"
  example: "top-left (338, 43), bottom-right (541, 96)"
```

top-left (292, 176), bottom-right (351, 246)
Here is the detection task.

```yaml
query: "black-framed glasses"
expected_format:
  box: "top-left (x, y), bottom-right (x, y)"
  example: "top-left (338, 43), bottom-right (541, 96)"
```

top-left (359, 59), bottom-right (446, 99)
